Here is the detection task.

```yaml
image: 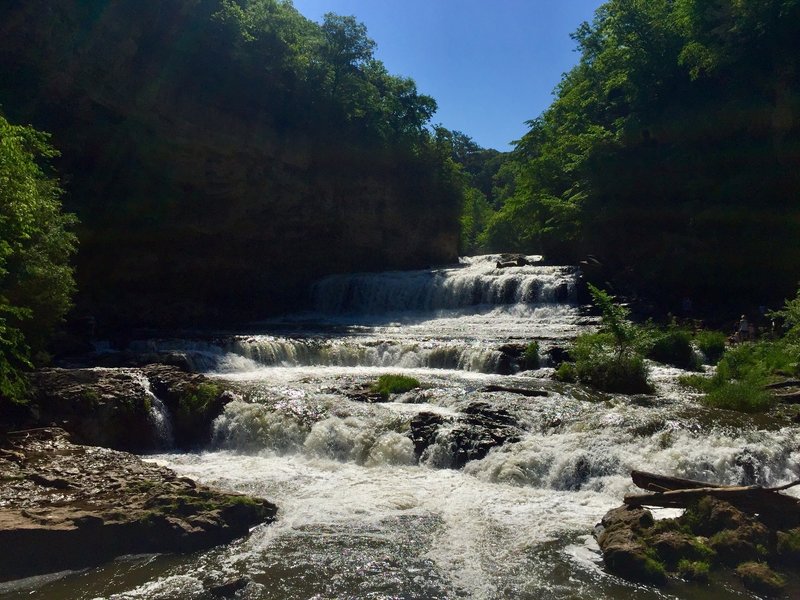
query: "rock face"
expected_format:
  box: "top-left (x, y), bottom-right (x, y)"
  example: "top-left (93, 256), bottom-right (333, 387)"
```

top-left (27, 365), bottom-right (235, 451)
top-left (0, 428), bottom-right (277, 582)
top-left (409, 402), bottom-right (522, 469)
top-left (0, 0), bottom-right (460, 327)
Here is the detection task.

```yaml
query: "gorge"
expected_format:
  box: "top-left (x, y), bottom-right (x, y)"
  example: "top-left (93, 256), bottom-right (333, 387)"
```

top-left (3, 256), bottom-right (798, 598)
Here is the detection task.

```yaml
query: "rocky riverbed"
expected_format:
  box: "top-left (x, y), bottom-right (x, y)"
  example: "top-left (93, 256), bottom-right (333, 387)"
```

top-left (0, 428), bottom-right (277, 583)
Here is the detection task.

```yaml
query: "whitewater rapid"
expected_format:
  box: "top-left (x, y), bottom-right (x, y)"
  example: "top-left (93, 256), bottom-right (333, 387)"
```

top-left (5, 255), bottom-right (798, 600)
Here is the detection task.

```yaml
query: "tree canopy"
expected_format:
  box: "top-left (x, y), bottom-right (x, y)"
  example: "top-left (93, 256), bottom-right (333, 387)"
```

top-left (0, 114), bottom-right (77, 402)
top-left (479, 0), bottom-right (800, 310)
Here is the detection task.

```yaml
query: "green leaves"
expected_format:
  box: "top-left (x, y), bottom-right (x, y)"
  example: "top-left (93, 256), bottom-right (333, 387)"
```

top-left (0, 115), bottom-right (77, 403)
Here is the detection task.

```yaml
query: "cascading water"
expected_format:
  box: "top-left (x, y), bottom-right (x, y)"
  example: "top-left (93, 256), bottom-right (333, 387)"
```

top-left (8, 256), bottom-right (799, 600)
top-left (135, 373), bottom-right (175, 448)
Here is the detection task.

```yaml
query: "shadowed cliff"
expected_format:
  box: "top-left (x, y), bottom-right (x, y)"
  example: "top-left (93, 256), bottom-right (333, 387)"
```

top-left (0, 0), bottom-right (460, 328)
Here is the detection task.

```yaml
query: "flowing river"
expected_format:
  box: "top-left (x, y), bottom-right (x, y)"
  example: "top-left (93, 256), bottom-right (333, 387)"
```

top-left (5, 256), bottom-right (799, 599)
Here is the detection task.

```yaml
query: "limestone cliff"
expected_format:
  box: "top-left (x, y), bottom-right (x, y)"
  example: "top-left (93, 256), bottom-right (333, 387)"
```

top-left (0, 0), bottom-right (460, 327)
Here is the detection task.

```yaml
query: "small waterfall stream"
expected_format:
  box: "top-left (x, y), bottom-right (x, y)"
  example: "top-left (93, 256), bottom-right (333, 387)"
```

top-left (10, 256), bottom-right (799, 600)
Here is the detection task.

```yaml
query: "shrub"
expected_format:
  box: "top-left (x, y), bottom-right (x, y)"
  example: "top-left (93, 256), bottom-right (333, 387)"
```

top-left (555, 361), bottom-right (577, 383)
top-left (522, 341), bottom-right (540, 370)
top-left (178, 382), bottom-right (222, 419)
top-left (703, 380), bottom-right (773, 413)
top-left (569, 285), bottom-right (653, 394)
top-left (694, 330), bottom-right (727, 364)
top-left (573, 333), bottom-right (652, 394)
top-left (647, 327), bottom-right (700, 370)
top-left (371, 374), bottom-right (420, 398)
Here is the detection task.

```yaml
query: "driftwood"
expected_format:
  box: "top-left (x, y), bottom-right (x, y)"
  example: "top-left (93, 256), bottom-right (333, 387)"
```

top-left (631, 470), bottom-right (723, 493)
top-left (623, 470), bottom-right (800, 526)
top-left (765, 379), bottom-right (800, 389)
top-left (774, 391), bottom-right (800, 403)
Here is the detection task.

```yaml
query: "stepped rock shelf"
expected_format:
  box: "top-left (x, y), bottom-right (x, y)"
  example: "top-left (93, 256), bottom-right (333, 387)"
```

top-left (0, 429), bottom-right (277, 583)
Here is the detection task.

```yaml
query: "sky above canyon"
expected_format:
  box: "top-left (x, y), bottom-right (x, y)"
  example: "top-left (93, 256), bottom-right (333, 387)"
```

top-left (292, 0), bottom-right (603, 151)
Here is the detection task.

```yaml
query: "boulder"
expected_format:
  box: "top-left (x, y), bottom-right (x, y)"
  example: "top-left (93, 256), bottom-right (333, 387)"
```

top-left (0, 428), bottom-right (277, 582)
top-left (595, 507), bottom-right (666, 585)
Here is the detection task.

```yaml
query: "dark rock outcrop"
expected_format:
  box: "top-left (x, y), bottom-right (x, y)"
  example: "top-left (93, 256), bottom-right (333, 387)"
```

top-left (435, 402), bottom-right (522, 469)
top-left (0, 428), bottom-right (276, 582)
top-left (409, 412), bottom-right (448, 459)
top-left (27, 365), bottom-right (235, 451)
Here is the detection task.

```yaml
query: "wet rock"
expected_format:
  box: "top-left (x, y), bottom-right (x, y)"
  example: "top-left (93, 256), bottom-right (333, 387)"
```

top-left (26, 366), bottom-right (235, 451)
top-left (649, 530), bottom-right (700, 568)
top-left (495, 254), bottom-right (530, 269)
top-left (545, 346), bottom-right (571, 367)
top-left (0, 428), bottom-right (276, 582)
top-left (445, 402), bottom-right (523, 469)
top-left (600, 506), bottom-right (655, 534)
top-left (709, 522), bottom-right (770, 565)
top-left (686, 497), bottom-right (750, 536)
top-left (27, 367), bottom-right (160, 452)
top-left (596, 507), bottom-right (666, 585)
top-left (735, 562), bottom-right (787, 596)
top-left (207, 576), bottom-right (252, 597)
top-left (409, 412), bottom-right (447, 459)
top-left (480, 384), bottom-right (548, 398)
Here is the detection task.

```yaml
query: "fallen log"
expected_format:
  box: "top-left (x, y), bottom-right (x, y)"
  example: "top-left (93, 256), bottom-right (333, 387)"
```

top-left (631, 470), bottom-right (724, 493)
top-left (624, 474), bottom-right (800, 527)
top-left (765, 379), bottom-right (800, 389)
top-left (774, 391), bottom-right (800, 403)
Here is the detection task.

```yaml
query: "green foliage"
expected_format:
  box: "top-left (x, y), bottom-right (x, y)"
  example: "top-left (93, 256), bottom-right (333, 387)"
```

top-left (776, 528), bottom-right (800, 560)
top-left (179, 382), bottom-right (222, 418)
top-left (555, 361), bottom-right (577, 383)
top-left (680, 302), bottom-right (800, 411)
top-left (677, 559), bottom-right (710, 582)
top-left (460, 187), bottom-right (493, 254)
top-left (478, 0), bottom-right (800, 308)
top-left (646, 326), bottom-right (700, 371)
top-left (569, 284), bottom-right (652, 393)
top-left (709, 380), bottom-right (773, 413)
top-left (694, 330), bottom-right (727, 364)
top-left (572, 334), bottom-right (652, 394)
top-left (0, 115), bottom-right (76, 404)
top-left (587, 284), bottom-right (640, 355)
top-left (770, 286), bottom-right (800, 339)
top-left (523, 341), bottom-right (540, 370)
top-left (371, 374), bottom-right (420, 398)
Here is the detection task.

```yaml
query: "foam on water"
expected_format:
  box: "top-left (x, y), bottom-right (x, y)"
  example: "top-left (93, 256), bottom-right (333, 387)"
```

top-left (15, 257), bottom-right (798, 599)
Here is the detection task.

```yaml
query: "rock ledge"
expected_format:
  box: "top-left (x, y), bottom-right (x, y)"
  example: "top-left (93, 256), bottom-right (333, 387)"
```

top-left (0, 428), bottom-right (276, 582)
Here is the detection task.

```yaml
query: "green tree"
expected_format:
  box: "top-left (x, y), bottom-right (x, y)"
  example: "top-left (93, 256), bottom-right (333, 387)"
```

top-left (482, 0), bottom-right (800, 309)
top-left (0, 114), bottom-right (77, 402)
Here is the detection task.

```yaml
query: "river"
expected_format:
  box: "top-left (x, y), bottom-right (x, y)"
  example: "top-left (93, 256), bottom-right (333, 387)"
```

top-left (4, 255), bottom-right (799, 599)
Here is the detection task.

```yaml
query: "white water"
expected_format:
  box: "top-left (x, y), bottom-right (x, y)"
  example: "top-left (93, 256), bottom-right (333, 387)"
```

top-left (135, 373), bottom-right (174, 448)
top-left (8, 256), bottom-right (799, 600)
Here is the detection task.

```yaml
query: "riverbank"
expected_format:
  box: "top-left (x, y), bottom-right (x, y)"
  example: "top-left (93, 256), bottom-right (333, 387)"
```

top-left (0, 428), bottom-right (277, 583)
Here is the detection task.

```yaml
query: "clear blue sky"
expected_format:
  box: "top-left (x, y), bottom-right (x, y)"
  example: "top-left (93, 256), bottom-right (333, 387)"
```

top-left (292, 0), bottom-right (603, 151)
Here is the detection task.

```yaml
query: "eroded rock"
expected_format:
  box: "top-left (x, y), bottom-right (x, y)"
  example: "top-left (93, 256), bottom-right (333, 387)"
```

top-left (0, 428), bottom-right (276, 582)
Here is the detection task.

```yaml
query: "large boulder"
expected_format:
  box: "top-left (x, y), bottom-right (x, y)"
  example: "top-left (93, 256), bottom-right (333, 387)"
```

top-left (0, 428), bottom-right (277, 582)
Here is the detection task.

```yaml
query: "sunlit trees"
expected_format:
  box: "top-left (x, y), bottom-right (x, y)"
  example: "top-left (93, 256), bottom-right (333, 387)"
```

top-left (483, 0), bottom-right (800, 307)
top-left (0, 115), bottom-right (76, 402)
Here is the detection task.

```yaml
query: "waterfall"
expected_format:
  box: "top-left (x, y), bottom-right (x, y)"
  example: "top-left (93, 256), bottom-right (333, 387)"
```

top-left (311, 255), bottom-right (577, 314)
top-left (135, 374), bottom-right (174, 448)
